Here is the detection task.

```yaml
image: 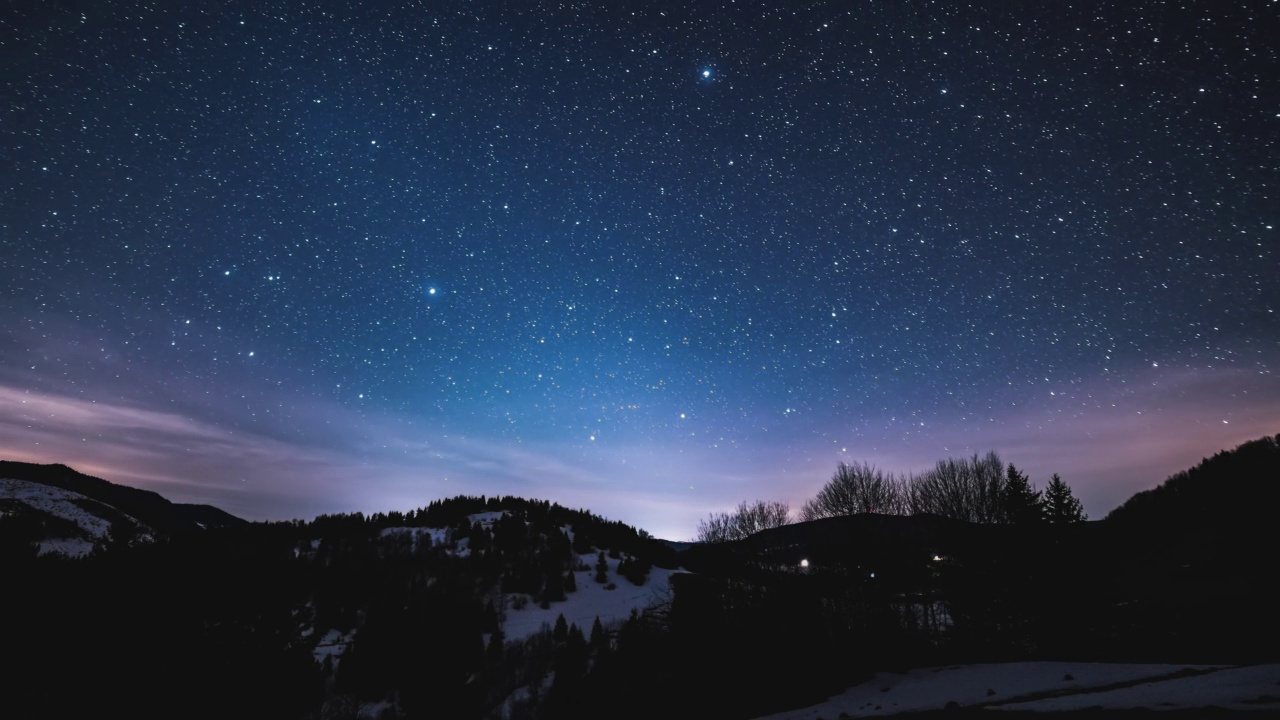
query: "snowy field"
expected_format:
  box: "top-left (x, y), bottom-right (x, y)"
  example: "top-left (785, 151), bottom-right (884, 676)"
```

top-left (378, 525), bottom-right (452, 547)
top-left (381, 511), bottom-right (683, 642)
top-left (995, 663), bottom-right (1280, 713)
top-left (311, 628), bottom-right (357, 669)
top-left (502, 552), bottom-right (682, 640)
top-left (758, 661), bottom-right (1280, 718)
top-left (0, 477), bottom-right (117, 556)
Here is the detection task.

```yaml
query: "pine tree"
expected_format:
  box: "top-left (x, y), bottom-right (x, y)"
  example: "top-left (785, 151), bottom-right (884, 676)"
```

top-left (594, 550), bottom-right (609, 583)
top-left (619, 553), bottom-right (650, 585)
top-left (452, 515), bottom-right (472, 540)
top-left (543, 570), bottom-right (566, 603)
top-left (589, 616), bottom-right (607, 652)
top-left (553, 613), bottom-right (568, 643)
top-left (564, 569), bottom-right (578, 593)
top-left (470, 522), bottom-right (491, 552)
top-left (559, 623), bottom-right (588, 679)
top-left (1002, 463), bottom-right (1044, 524)
top-left (1042, 474), bottom-right (1087, 524)
top-left (567, 622), bottom-right (586, 649)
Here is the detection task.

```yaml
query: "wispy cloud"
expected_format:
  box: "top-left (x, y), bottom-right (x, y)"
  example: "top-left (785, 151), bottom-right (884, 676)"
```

top-left (1, 362), bottom-right (1275, 539)
top-left (0, 384), bottom-right (381, 518)
top-left (761, 366), bottom-right (1280, 520)
top-left (0, 385), bottom-right (717, 537)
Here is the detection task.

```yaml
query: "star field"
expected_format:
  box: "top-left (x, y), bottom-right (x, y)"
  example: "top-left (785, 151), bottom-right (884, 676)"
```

top-left (2, 1), bottom-right (1277, 539)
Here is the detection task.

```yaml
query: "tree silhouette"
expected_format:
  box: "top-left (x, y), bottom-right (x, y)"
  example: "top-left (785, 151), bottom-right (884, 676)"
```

top-left (554, 613), bottom-right (568, 643)
top-left (594, 551), bottom-right (609, 583)
top-left (695, 500), bottom-right (791, 542)
top-left (909, 452), bottom-right (1006, 523)
top-left (1001, 463), bottom-right (1044, 525)
top-left (1043, 474), bottom-right (1086, 524)
top-left (589, 616), bottom-right (608, 652)
top-left (801, 462), bottom-right (906, 520)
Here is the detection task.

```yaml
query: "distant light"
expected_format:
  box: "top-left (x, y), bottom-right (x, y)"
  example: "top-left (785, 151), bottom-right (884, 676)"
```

top-left (799, 558), bottom-right (809, 568)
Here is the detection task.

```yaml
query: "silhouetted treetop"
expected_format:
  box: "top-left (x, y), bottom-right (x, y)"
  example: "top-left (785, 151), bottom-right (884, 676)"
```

top-left (696, 500), bottom-right (792, 543)
top-left (1105, 433), bottom-right (1280, 529)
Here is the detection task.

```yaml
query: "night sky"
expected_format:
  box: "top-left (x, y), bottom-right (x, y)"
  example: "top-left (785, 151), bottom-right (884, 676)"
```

top-left (2, 1), bottom-right (1277, 540)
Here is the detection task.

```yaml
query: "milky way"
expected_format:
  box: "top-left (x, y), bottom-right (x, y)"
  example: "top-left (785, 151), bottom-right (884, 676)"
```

top-left (2, 2), bottom-right (1276, 539)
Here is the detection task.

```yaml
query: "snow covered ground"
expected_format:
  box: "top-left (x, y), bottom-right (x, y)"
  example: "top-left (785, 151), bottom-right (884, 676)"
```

top-left (312, 628), bottom-right (357, 669)
top-left (995, 663), bottom-right (1280, 713)
top-left (379, 525), bottom-right (452, 547)
top-left (502, 552), bottom-right (682, 641)
top-left (758, 661), bottom-right (1280, 718)
top-left (0, 477), bottom-right (121, 556)
top-left (381, 512), bottom-right (684, 642)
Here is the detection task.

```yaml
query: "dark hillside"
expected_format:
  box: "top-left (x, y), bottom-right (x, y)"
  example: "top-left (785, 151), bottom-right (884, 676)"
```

top-left (1092, 434), bottom-right (1280, 662)
top-left (0, 460), bottom-right (246, 534)
top-left (3, 438), bottom-right (1277, 719)
top-left (1105, 433), bottom-right (1280, 531)
top-left (1101, 433), bottom-right (1280, 594)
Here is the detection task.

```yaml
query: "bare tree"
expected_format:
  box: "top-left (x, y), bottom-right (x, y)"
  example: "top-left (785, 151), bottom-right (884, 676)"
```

top-left (695, 500), bottom-right (791, 543)
top-left (908, 451), bottom-right (1007, 523)
top-left (800, 462), bottom-right (907, 521)
top-left (695, 512), bottom-right (735, 544)
top-left (793, 452), bottom-right (1031, 525)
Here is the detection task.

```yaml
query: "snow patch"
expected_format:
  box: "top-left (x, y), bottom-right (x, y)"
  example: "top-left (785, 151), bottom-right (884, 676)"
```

top-left (756, 661), bottom-right (1234, 718)
top-left (0, 478), bottom-right (146, 556)
top-left (38, 537), bottom-right (97, 557)
top-left (379, 525), bottom-right (450, 546)
top-left (501, 551), bottom-right (682, 641)
top-left (995, 663), bottom-right (1280, 712)
top-left (468, 510), bottom-right (505, 527)
top-left (313, 628), bottom-right (356, 669)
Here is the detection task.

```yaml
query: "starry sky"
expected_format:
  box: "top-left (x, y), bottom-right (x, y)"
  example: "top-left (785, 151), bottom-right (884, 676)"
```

top-left (2, 1), bottom-right (1277, 540)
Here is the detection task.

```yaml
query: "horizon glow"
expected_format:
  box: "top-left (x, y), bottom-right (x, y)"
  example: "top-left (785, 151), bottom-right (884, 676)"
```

top-left (1, 2), bottom-right (1276, 541)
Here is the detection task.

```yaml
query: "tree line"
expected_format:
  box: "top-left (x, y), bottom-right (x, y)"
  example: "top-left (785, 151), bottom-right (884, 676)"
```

top-left (697, 451), bottom-right (1085, 542)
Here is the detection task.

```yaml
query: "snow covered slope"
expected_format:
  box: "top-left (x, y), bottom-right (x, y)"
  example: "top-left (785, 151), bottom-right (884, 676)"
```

top-left (502, 551), bottom-right (682, 640)
top-left (0, 477), bottom-right (142, 556)
top-left (758, 661), bottom-right (1280, 718)
top-left (995, 663), bottom-right (1280, 713)
top-left (383, 510), bottom-right (683, 641)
